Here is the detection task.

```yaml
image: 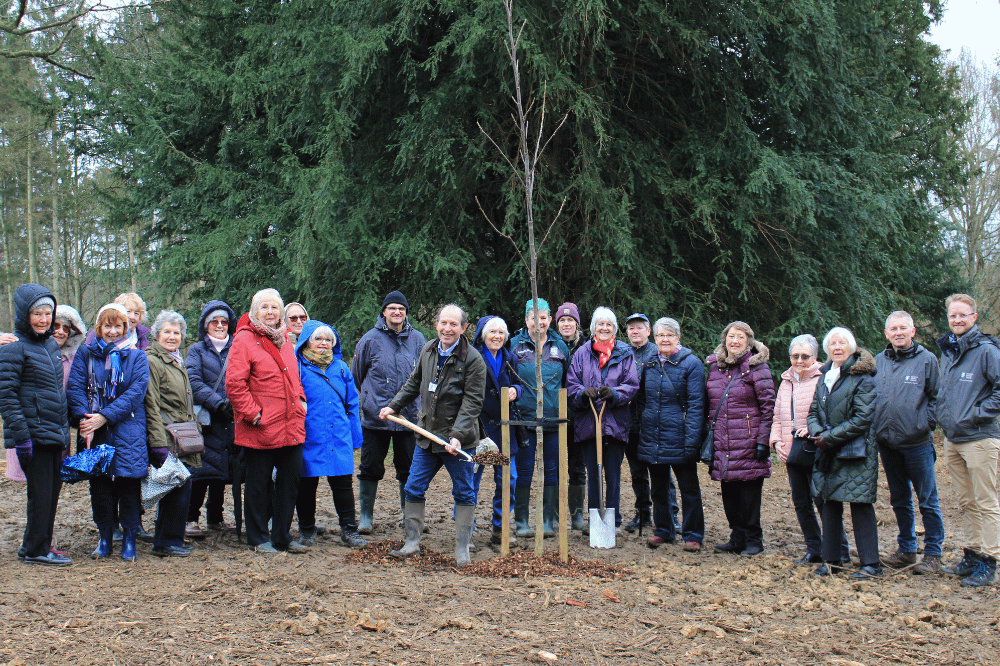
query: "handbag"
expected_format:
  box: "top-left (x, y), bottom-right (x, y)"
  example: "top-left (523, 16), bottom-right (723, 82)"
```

top-left (784, 390), bottom-right (816, 467)
top-left (161, 372), bottom-right (205, 456)
top-left (700, 372), bottom-right (741, 465)
top-left (141, 453), bottom-right (192, 509)
top-left (836, 434), bottom-right (868, 460)
top-left (192, 348), bottom-right (229, 426)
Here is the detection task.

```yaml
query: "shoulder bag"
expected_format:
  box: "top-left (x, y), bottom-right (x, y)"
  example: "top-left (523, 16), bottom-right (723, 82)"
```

top-left (785, 383), bottom-right (817, 467)
top-left (162, 364), bottom-right (205, 456)
top-left (700, 371), bottom-right (740, 465)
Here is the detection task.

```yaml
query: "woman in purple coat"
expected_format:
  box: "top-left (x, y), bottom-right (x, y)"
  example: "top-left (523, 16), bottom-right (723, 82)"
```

top-left (705, 321), bottom-right (775, 556)
top-left (566, 307), bottom-right (640, 528)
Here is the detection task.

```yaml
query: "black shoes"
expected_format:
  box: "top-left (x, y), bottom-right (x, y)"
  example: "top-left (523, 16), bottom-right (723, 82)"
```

top-left (851, 564), bottom-right (884, 579)
top-left (740, 543), bottom-right (764, 556)
top-left (151, 545), bottom-right (192, 558)
top-left (714, 540), bottom-right (743, 553)
top-left (794, 553), bottom-right (824, 565)
top-left (24, 551), bottom-right (73, 566)
top-left (961, 556), bottom-right (997, 588)
top-left (623, 511), bottom-right (653, 534)
top-left (942, 548), bottom-right (980, 577)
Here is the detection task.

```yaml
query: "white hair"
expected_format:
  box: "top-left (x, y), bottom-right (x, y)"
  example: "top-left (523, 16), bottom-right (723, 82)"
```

top-left (822, 327), bottom-right (857, 356)
top-left (788, 334), bottom-right (819, 357)
top-left (482, 317), bottom-right (509, 341)
top-left (151, 309), bottom-right (187, 339)
top-left (589, 307), bottom-right (618, 336)
top-left (884, 310), bottom-right (914, 329)
top-left (653, 317), bottom-right (680, 338)
top-left (308, 325), bottom-right (337, 346)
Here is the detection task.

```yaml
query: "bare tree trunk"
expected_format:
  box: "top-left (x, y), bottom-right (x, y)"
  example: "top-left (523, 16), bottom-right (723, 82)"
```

top-left (26, 137), bottom-right (36, 284)
top-left (0, 200), bottom-right (14, 327)
top-left (127, 224), bottom-right (138, 292)
top-left (51, 173), bottom-right (60, 297)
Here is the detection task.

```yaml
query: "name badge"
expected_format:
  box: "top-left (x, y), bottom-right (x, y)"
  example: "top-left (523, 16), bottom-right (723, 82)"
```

top-left (428, 382), bottom-right (438, 393)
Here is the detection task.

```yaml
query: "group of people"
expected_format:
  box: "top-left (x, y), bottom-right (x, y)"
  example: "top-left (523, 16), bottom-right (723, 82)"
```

top-left (1, 285), bottom-right (998, 588)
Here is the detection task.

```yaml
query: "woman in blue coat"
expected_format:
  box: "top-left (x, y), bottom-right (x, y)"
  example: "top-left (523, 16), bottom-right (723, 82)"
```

top-left (473, 316), bottom-right (523, 544)
top-left (184, 300), bottom-right (237, 536)
top-left (294, 320), bottom-right (366, 548)
top-left (67, 303), bottom-right (149, 561)
top-left (638, 317), bottom-right (706, 550)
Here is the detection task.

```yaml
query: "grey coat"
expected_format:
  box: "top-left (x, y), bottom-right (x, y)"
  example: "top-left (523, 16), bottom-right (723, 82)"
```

top-left (873, 343), bottom-right (938, 449)
top-left (808, 350), bottom-right (878, 504)
top-left (936, 325), bottom-right (1000, 443)
top-left (352, 315), bottom-right (426, 431)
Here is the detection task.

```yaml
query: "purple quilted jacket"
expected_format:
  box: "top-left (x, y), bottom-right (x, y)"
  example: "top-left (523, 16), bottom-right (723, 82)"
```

top-left (567, 340), bottom-right (639, 443)
top-left (705, 340), bottom-right (775, 482)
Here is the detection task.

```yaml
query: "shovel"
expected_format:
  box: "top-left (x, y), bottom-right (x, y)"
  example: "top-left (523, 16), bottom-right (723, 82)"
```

top-left (386, 414), bottom-right (476, 462)
top-left (588, 399), bottom-right (615, 549)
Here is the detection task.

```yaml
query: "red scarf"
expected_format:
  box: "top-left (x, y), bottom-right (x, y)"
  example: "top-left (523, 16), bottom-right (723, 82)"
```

top-left (592, 338), bottom-right (614, 369)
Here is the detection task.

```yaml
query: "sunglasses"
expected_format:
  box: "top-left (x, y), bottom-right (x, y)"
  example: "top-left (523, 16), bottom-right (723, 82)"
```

top-left (53, 323), bottom-right (72, 333)
top-left (790, 353), bottom-right (814, 361)
top-left (287, 315), bottom-right (308, 322)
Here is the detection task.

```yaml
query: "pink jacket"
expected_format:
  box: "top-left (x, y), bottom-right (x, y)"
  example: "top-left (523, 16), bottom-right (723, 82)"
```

top-left (769, 362), bottom-right (822, 462)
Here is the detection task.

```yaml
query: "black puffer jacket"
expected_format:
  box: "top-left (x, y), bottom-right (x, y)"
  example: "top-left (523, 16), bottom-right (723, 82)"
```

top-left (808, 349), bottom-right (878, 503)
top-left (0, 284), bottom-right (71, 450)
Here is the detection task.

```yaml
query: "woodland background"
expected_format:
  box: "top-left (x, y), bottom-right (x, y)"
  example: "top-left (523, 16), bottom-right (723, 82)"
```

top-left (2, 0), bottom-right (999, 357)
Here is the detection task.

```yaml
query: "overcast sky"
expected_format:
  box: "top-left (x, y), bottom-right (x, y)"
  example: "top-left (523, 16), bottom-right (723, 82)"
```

top-left (928, 0), bottom-right (1000, 64)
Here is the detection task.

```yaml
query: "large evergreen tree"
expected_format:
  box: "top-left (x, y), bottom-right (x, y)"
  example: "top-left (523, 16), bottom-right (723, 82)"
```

top-left (83, 0), bottom-right (967, 353)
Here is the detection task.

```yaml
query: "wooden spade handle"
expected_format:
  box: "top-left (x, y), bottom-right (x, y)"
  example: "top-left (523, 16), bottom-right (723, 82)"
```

top-left (385, 413), bottom-right (474, 461)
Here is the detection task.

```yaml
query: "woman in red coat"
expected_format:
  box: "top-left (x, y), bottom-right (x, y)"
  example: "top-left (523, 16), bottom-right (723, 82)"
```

top-left (226, 288), bottom-right (309, 553)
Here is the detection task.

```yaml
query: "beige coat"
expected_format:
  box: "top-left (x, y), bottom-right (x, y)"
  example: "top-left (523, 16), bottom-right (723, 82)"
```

top-left (769, 362), bottom-right (822, 463)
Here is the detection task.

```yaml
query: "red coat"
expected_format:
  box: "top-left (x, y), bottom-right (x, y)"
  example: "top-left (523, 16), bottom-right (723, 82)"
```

top-left (226, 313), bottom-right (306, 450)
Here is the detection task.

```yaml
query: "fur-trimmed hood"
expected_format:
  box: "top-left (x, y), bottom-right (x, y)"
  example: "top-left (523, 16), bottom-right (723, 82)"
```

top-left (55, 304), bottom-right (87, 359)
top-left (710, 339), bottom-right (770, 370)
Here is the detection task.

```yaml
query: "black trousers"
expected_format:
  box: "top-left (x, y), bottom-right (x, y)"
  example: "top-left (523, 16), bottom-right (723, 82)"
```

top-left (90, 476), bottom-right (142, 533)
top-left (720, 478), bottom-right (764, 548)
top-left (821, 500), bottom-right (879, 566)
top-left (154, 476), bottom-right (192, 549)
top-left (188, 479), bottom-right (227, 524)
top-left (296, 475), bottom-right (357, 530)
top-left (22, 447), bottom-right (63, 558)
top-left (625, 431), bottom-right (651, 513)
top-left (243, 445), bottom-right (303, 548)
top-left (357, 429), bottom-right (415, 482)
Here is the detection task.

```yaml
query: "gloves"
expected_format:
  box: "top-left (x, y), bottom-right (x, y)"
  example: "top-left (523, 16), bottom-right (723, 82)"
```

top-left (149, 447), bottom-right (169, 468)
top-left (217, 400), bottom-right (234, 419)
top-left (814, 435), bottom-right (831, 450)
top-left (582, 387), bottom-right (599, 402)
top-left (755, 444), bottom-right (770, 461)
top-left (597, 386), bottom-right (615, 403)
top-left (14, 439), bottom-right (32, 469)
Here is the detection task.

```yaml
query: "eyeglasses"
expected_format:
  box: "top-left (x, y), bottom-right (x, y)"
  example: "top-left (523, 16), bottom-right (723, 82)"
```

top-left (385, 306), bottom-right (406, 313)
top-left (654, 333), bottom-right (678, 340)
top-left (790, 354), bottom-right (814, 361)
top-left (948, 312), bottom-right (976, 321)
top-left (287, 315), bottom-right (308, 322)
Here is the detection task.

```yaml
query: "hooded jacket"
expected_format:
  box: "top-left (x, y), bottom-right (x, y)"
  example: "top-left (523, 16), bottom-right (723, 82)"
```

top-left (705, 340), bottom-right (775, 482)
top-left (510, 328), bottom-right (571, 431)
top-left (55, 304), bottom-right (87, 391)
top-left (566, 339), bottom-right (640, 443)
top-left (185, 300), bottom-right (237, 480)
top-left (225, 313), bottom-right (306, 450)
top-left (935, 325), bottom-right (1000, 443)
top-left (0, 284), bottom-right (70, 451)
top-left (769, 362), bottom-right (823, 463)
top-left (808, 349), bottom-right (879, 504)
top-left (874, 343), bottom-right (938, 449)
top-left (145, 341), bottom-right (202, 468)
top-left (637, 346), bottom-right (706, 465)
top-left (389, 336), bottom-right (487, 452)
top-left (66, 335), bottom-right (150, 478)
top-left (295, 319), bottom-right (363, 477)
top-left (473, 316), bottom-right (523, 444)
top-left (352, 314), bottom-right (427, 431)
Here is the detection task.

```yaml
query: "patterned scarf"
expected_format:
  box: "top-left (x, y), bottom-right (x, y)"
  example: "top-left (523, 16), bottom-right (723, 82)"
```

top-left (592, 337), bottom-right (615, 369)
top-left (249, 314), bottom-right (287, 348)
top-left (303, 347), bottom-right (333, 369)
top-left (96, 336), bottom-right (134, 399)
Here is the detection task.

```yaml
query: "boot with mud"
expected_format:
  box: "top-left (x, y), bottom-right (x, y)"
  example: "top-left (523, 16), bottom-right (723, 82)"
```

top-left (357, 479), bottom-right (377, 534)
top-left (542, 486), bottom-right (558, 537)
top-left (514, 487), bottom-right (534, 537)
top-left (568, 484), bottom-right (588, 532)
top-left (455, 504), bottom-right (476, 566)
top-left (390, 501), bottom-right (424, 559)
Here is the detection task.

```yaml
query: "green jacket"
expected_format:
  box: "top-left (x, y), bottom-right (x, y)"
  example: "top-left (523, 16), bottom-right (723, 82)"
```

top-left (390, 337), bottom-right (486, 452)
top-left (145, 342), bottom-right (202, 468)
top-left (807, 349), bottom-right (877, 503)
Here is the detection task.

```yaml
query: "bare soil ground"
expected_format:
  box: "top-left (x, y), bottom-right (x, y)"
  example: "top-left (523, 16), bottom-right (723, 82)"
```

top-left (1, 437), bottom-right (999, 666)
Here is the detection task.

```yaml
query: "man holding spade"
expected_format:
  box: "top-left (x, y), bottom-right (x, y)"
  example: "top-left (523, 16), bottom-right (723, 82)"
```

top-left (379, 304), bottom-right (487, 566)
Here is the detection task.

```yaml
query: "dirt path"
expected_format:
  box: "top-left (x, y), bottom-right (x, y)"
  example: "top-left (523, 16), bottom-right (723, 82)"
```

top-left (1, 441), bottom-right (998, 665)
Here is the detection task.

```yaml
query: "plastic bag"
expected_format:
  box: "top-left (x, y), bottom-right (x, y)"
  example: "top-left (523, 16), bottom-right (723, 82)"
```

top-left (61, 444), bottom-right (116, 484)
top-left (141, 453), bottom-right (191, 510)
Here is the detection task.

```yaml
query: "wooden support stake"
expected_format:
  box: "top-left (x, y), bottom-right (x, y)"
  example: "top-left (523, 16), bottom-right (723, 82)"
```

top-left (501, 386), bottom-right (511, 557)
top-left (558, 388), bottom-right (568, 562)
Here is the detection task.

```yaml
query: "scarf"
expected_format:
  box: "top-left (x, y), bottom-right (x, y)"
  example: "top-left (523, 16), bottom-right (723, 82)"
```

top-left (210, 334), bottom-right (229, 353)
top-left (303, 347), bottom-right (333, 369)
top-left (592, 337), bottom-right (615, 369)
top-left (483, 346), bottom-right (503, 380)
top-left (168, 349), bottom-right (184, 365)
top-left (96, 336), bottom-right (134, 399)
top-left (249, 315), bottom-right (287, 348)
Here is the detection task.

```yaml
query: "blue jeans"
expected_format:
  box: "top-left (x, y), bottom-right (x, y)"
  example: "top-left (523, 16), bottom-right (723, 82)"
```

top-left (406, 445), bottom-right (476, 506)
top-left (516, 429), bottom-right (560, 488)
top-left (879, 441), bottom-right (944, 556)
top-left (154, 475), bottom-right (193, 549)
top-left (582, 436), bottom-right (626, 526)
top-left (649, 462), bottom-right (704, 543)
top-left (473, 463), bottom-right (518, 529)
